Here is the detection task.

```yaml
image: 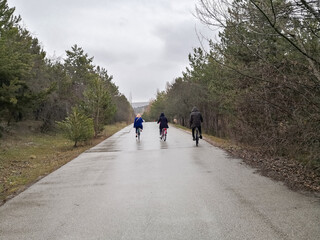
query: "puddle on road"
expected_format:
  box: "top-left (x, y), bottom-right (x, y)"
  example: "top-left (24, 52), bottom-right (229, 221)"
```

top-left (85, 140), bottom-right (120, 153)
top-left (85, 148), bottom-right (120, 153)
top-left (160, 141), bottom-right (168, 149)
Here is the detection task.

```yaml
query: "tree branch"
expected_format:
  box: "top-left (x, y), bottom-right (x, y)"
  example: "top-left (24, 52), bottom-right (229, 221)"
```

top-left (299, 0), bottom-right (320, 22)
top-left (250, 0), bottom-right (320, 65)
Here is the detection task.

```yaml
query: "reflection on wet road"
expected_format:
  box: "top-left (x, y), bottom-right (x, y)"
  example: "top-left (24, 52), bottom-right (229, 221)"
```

top-left (86, 122), bottom-right (200, 153)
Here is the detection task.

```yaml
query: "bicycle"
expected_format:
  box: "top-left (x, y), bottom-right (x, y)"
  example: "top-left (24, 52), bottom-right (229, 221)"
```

top-left (160, 128), bottom-right (167, 141)
top-left (195, 127), bottom-right (200, 146)
top-left (136, 128), bottom-right (142, 141)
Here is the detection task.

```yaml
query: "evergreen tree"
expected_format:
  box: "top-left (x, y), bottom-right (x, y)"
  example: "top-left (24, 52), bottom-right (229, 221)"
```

top-left (0, 0), bottom-right (51, 125)
top-left (63, 44), bottom-right (95, 106)
top-left (57, 107), bottom-right (94, 147)
top-left (82, 75), bottom-right (115, 137)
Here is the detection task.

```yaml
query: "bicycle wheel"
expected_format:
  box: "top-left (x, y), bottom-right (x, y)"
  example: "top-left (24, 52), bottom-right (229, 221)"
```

top-left (137, 128), bottom-right (140, 140)
top-left (195, 128), bottom-right (199, 146)
top-left (163, 129), bottom-right (167, 141)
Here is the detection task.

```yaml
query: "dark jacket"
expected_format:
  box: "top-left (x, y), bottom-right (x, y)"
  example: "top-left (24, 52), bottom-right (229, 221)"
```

top-left (133, 117), bottom-right (144, 129)
top-left (157, 113), bottom-right (169, 129)
top-left (190, 107), bottom-right (203, 128)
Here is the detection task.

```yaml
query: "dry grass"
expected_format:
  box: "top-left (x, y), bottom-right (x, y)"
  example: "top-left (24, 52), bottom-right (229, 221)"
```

top-left (0, 122), bottom-right (128, 205)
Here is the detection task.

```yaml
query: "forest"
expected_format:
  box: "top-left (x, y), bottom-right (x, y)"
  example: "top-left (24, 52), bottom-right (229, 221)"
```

top-left (143, 0), bottom-right (320, 170)
top-left (1, 0), bottom-right (319, 181)
top-left (0, 0), bottom-right (134, 144)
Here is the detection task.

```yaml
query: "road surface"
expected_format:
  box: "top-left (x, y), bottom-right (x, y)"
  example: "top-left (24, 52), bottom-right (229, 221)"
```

top-left (0, 122), bottom-right (319, 240)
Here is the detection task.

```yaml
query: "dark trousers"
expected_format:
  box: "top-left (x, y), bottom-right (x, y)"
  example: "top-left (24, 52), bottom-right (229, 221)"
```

top-left (135, 127), bottom-right (141, 134)
top-left (192, 126), bottom-right (202, 138)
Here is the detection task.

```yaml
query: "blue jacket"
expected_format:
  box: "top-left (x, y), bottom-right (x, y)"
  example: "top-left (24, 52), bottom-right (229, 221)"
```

top-left (133, 117), bottom-right (144, 129)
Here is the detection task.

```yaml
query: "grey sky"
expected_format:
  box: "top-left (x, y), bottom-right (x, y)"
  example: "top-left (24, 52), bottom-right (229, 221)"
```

top-left (7, 0), bottom-right (214, 102)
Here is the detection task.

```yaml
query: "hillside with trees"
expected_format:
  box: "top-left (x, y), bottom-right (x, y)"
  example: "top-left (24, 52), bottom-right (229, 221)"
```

top-left (0, 0), bottom-right (135, 202)
top-left (143, 0), bottom-right (320, 190)
top-left (0, 0), bottom-right (134, 140)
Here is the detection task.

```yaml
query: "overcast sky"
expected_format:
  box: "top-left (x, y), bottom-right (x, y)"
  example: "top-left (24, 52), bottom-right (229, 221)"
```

top-left (7, 0), bottom-right (215, 103)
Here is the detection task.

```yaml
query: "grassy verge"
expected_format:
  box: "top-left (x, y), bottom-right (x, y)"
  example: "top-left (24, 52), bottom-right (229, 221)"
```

top-left (0, 122), bottom-right (128, 205)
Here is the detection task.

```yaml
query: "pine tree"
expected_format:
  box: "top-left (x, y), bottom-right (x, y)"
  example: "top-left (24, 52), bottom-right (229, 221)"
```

top-left (57, 107), bottom-right (94, 147)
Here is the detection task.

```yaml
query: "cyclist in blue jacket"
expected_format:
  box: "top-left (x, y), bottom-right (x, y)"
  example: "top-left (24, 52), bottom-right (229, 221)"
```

top-left (133, 114), bottom-right (144, 138)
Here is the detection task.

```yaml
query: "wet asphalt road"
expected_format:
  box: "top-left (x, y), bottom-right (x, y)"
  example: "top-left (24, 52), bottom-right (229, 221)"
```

top-left (0, 122), bottom-right (319, 240)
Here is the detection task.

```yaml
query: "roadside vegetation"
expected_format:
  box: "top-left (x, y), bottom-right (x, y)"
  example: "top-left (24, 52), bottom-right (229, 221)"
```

top-left (0, 0), bottom-right (134, 137)
top-left (144, 1), bottom-right (320, 191)
top-left (0, 1), bottom-right (134, 204)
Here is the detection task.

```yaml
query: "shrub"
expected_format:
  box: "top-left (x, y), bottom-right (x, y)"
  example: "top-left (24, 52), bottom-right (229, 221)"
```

top-left (57, 108), bottom-right (94, 147)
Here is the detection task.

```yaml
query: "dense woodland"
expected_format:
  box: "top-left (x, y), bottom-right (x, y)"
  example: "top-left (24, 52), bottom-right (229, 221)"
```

top-left (0, 0), bottom-right (134, 142)
top-left (144, 0), bottom-right (320, 168)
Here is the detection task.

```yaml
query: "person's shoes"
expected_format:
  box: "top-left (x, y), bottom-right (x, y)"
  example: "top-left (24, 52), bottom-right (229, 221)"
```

top-left (193, 137), bottom-right (196, 141)
top-left (200, 135), bottom-right (202, 139)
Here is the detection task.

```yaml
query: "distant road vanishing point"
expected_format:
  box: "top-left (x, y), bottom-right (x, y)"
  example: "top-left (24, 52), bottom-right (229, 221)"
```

top-left (132, 101), bottom-right (149, 115)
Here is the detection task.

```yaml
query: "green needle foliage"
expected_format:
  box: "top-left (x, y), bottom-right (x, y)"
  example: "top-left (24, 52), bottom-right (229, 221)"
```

top-left (0, 0), bottom-right (133, 138)
top-left (82, 75), bottom-right (115, 137)
top-left (57, 107), bottom-right (94, 147)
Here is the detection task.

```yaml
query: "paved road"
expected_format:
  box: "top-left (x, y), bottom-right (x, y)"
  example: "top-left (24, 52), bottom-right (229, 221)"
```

top-left (0, 122), bottom-right (319, 240)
